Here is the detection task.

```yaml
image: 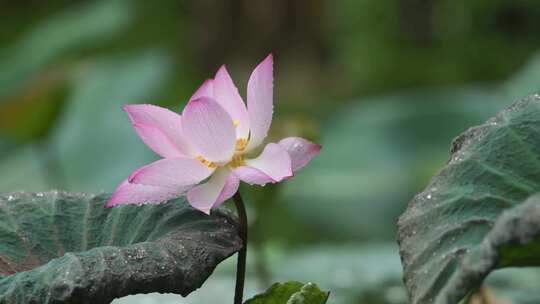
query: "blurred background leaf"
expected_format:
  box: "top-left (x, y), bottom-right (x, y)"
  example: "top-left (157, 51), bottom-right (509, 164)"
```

top-left (51, 50), bottom-right (172, 192)
top-left (0, 0), bottom-right (132, 98)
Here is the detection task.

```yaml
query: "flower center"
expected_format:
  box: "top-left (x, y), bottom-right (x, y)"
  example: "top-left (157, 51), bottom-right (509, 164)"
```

top-left (228, 154), bottom-right (245, 168)
top-left (195, 155), bottom-right (218, 168)
top-left (236, 138), bottom-right (248, 152)
top-left (195, 139), bottom-right (249, 169)
top-left (229, 138), bottom-right (248, 168)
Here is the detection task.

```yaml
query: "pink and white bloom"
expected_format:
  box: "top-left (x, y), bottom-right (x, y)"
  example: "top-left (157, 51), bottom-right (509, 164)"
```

top-left (106, 54), bottom-right (321, 214)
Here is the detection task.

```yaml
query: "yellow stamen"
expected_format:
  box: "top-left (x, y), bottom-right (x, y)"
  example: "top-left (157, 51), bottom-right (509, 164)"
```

top-left (235, 138), bottom-right (248, 152)
top-left (195, 155), bottom-right (218, 168)
top-left (228, 154), bottom-right (245, 168)
top-left (233, 119), bottom-right (240, 126)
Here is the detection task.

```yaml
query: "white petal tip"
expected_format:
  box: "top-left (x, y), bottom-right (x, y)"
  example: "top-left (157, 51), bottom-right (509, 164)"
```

top-left (122, 103), bottom-right (150, 114)
top-left (217, 64), bottom-right (228, 73)
top-left (197, 208), bottom-right (211, 215)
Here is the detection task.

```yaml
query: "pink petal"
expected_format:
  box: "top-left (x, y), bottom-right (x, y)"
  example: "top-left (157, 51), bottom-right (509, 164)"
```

top-left (130, 157), bottom-right (214, 188)
top-left (181, 97), bottom-right (237, 162)
top-left (124, 104), bottom-right (194, 157)
top-left (278, 137), bottom-right (321, 172)
top-left (246, 54), bottom-right (273, 151)
top-left (232, 166), bottom-right (274, 185)
top-left (233, 143), bottom-right (292, 185)
top-left (132, 123), bottom-right (183, 158)
top-left (187, 168), bottom-right (239, 214)
top-left (214, 66), bottom-right (250, 139)
top-left (106, 179), bottom-right (188, 208)
top-left (214, 171), bottom-right (240, 209)
top-left (189, 79), bottom-right (214, 102)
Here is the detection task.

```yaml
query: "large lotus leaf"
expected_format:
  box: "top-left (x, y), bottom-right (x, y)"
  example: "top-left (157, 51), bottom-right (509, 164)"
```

top-left (0, 191), bottom-right (242, 303)
top-left (398, 94), bottom-right (540, 304)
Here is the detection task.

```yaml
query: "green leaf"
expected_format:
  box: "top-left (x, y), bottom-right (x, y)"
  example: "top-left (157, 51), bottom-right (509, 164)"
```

top-left (0, 0), bottom-right (132, 99)
top-left (0, 191), bottom-right (241, 303)
top-left (0, 50), bottom-right (173, 194)
top-left (397, 94), bottom-right (540, 304)
top-left (245, 281), bottom-right (329, 304)
top-left (268, 244), bottom-right (405, 304)
top-left (282, 87), bottom-right (506, 241)
top-left (485, 268), bottom-right (540, 304)
top-left (51, 50), bottom-right (172, 193)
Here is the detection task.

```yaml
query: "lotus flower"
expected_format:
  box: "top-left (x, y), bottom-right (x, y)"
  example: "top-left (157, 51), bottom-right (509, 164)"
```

top-left (106, 54), bottom-right (321, 214)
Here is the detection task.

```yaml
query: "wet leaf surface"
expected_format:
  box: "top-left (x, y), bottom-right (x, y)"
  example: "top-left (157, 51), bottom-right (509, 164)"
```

top-left (398, 94), bottom-right (540, 304)
top-left (0, 191), bottom-right (241, 303)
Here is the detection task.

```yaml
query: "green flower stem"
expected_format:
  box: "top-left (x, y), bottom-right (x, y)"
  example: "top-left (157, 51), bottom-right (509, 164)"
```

top-left (233, 191), bottom-right (248, 304)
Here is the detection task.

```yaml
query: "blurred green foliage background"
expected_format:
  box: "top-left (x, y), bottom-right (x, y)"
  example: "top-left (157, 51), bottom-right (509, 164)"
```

top-left (2, 0), bottom-right (540, 303)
